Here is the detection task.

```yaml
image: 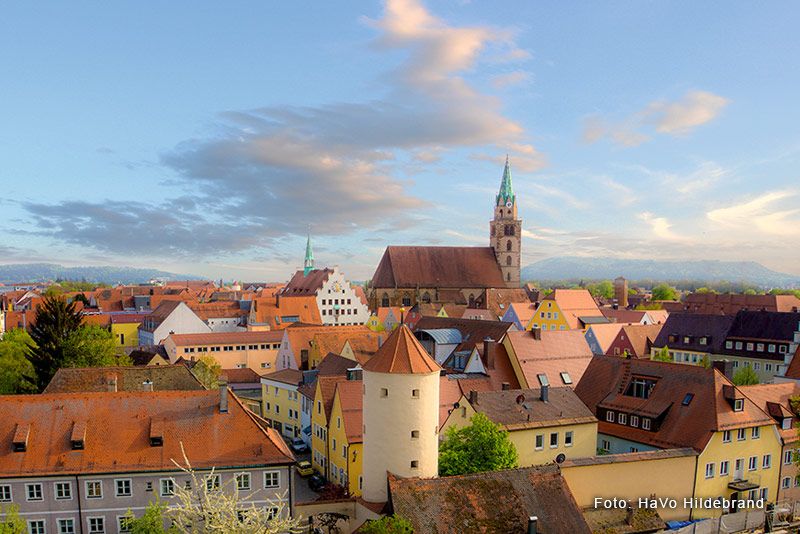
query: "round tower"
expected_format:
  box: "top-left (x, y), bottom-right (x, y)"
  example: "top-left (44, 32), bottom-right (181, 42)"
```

top-left (361, 325), bottom-right (441, 503)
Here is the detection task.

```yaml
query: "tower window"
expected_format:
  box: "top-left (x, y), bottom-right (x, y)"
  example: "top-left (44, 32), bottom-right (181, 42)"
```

top-left (506, 241), bottom-right (512, 251)
top-left (506, 256), bottom-right (512, 266)
top-left (421, 292), bottom-right (431, 304)
top-left (411, 430), bottom-right (419, 439)
top-left (381, 293), bottom-right (389, 307)
top-left (380, 388), bottom-right (388, 398)
top-left (507, 273), bottom-right (511, 282)
top-left (410, 461), bottom-right (419, 469)
top-left (412, 389), bottom-right (420, 398)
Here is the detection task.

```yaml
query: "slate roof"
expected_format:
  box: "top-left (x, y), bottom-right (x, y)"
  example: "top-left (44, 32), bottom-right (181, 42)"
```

top-left (371, 246), bottom-right (506, 289)
top-left (44, 365), bottom-right (204, 393)
top-left (651, 313), bottom-right (735, 353)
top-left (575, 356), bottom-right (774, 452)
top-left (0, 390), bottom-right (293, 477)
top-left (362, 325), bottom-right (440, 374)
top-left (717, 311), bottom-right (800, 361)
top-left (469, 387), bottom-right (596, 430)
top-left (388, 464), bottom-right (591, 534)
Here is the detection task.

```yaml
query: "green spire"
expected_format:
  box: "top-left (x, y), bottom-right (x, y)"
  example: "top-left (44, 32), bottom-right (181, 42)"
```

top-left (303, 233), bottom-right (314, 276)
top-left (496, 155), bottom-right (515, 206)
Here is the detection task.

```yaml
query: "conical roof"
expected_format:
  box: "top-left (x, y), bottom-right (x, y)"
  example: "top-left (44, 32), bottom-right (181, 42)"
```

top-left (362, 325), bottom-right (441, 374)
top-left (496, 156), bottom-right (515, 206)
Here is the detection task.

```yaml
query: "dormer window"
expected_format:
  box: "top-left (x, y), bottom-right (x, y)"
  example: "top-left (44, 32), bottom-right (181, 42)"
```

top-left (726, 341), bottom-right (733, 349)
top-left (683, 336), bottom-right (691, 344)
top-left (699, 337), bottom-right (708, 346)
top-left (12, 423), bottom-right (29, 453)
top-left (70, 421), bottom-right (86, 450)
top-left (782, 418), bottom-right (793, 430)
top-left (734, 399), bottom-right (744, 412)
top-left (625, 377), bottom-right (657, 399)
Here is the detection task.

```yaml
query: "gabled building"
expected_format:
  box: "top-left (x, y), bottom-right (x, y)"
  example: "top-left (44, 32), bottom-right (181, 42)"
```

top-left (43, 365), bottom-right (204, 393)
top-left (504, 329), bottom-right (594, 390)
top-left (163, 330), bottom-right (284, 372)
top-left (527, 289), bottom-right (606, 331)
top-left (261, 368), bottom-right (304, 439)
top-left (137, 301), bottom-right (211, 346)
top-left (501, 302), bottom-right (538, 331)
top-left (247, 294), bottom-right (321, 331)
top-left (716, 311), bottom-right (800, 381)
top-left (584, 323), bottom-right (625, 356)
top-left (576, 357), bottom-right (781, 517)
top-left (275, 324), bottom-right (375, 370)
top-left (650, 313), bottom-right (735, 366)
top-left (327, 380), bottom-right (363, 495)
top-left (606, 323), bottom-right (664, 358)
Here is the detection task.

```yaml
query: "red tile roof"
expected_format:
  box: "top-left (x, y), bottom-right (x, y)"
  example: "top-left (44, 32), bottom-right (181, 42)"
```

top-left (371, 246), bottom-right (505, 289)
top-left (740, 382), bottom-right (800, 444)
top-left (43, 365), bottom-right (204, 393)
top-left (362, 325), bottom-right (441, 374)
top-left (281, 269), bottom-right (332, 296)
top-left (505, 330), bottom-right (594, 388)
top-left (335, 380), bottom-right (363, 444)
top-left (0, 390), bottom-right (293, 477)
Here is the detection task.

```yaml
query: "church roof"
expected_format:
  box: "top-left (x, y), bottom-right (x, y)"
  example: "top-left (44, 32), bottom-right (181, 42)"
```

top-left (362, 325), bottom-right (441, 374)
top-left (371, 246), bottom-right (505, 289)
top-left (496, 156), bottom-right (515, 206)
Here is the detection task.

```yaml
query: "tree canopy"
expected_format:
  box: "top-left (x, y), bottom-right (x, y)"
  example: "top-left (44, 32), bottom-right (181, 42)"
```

top-left (651, 346), bottom-right (672, 363)
top-left (359, 515), bottom-right (414, 534)
top-left (438, 412), bottom-right (518, 476)
top-left (62, 324), bottom-right (131, 368)
top-left (192, 356), bottom-right (222, 389)
top-left (26, 295), bottom-right (84, 390)
top-left (0, 329), bottom-right (38, 394)
top-left (651, 283), bottom-right (678, 301)
top-left (732, 366), bottom-right (760, 386)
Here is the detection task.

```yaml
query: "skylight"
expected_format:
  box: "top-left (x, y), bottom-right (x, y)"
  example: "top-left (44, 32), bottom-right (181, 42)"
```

top-left (682, 393), bottom-right (694, 406)
top-left (537, 374), bottom-right (549, 387)
top-left (560, 372), bottom-right (572, 385)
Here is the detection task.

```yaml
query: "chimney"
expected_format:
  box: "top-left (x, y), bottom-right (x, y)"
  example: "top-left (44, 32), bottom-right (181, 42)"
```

top-left (712, 359), bottom-right (733, 379)
top-left (483, 337), bottom-right (496, 370)
top-left (501, 382), bottom-right (511, 391)
top-left (106, 374), bottom-right (117, 393)
top-left (142, 380), bottom-right (154, 392)
top-left (219, 379), bottom-right (229, 414)
top-left (531, 328), bottom-right (541, 341)
top-left (468, 390), bottom-right (478, 405)
top-left (540, 384), bottom-right (549, 403)
top-left (527, 516), bottom-right (538, 534)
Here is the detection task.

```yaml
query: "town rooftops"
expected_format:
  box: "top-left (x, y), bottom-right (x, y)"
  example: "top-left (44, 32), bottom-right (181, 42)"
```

top-left (0, 390), bottom-right (293, 477)
top-left (651, 313), bottom-right (735, 353)
top-left (281, 268), bottom-right (334, 297)
top-left (676, 292), bottom-right (800, 314)
top-left (543, 289), bottom-right (604, 329)
top-left (505, 329), bottom-right (595, 388)
top-left (468, 387), bottom-right (597, 430)
top-left (616, 323), bottom-right (664, 358)
top-left (387, 464), bottom-right (591, 534)
top-left (740, 382), bottom-right (800, 444)
top-left (43, 365), bottom-right (204, 393)
top-left (717, 310), bottom-right (800, 361)
top-left (167, 330), bottom-right (284, 346)
top-left (335, 380), bottom-right (363, 444)
top-left (371, 246), bottom-right (506, 289)
top-left (362, 325), bottom-right (441, 374)
top-left (414, 316), bottom-right (513, 352)
top-left (139, 300), bottom-right (183, 332)
top-left (261, 368), bottom-right (304, 386)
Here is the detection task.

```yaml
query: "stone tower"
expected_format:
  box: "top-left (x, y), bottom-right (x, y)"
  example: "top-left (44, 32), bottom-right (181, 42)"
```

top-left (614, 276), bottom-right (629, 308)
top-left (490, 157), bottom-right (522, 287)
top-left (361, 325), bottom-right (441, 503)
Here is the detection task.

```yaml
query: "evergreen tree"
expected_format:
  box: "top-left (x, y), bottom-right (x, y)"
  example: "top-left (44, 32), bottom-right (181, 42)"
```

top-left (26, 295), bottom-right (83, 391)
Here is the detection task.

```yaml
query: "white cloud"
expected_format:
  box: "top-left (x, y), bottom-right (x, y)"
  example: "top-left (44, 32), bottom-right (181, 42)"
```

top-left (707, 190), bottom-right (800, 236)
top-left (639, 212), bottom-right (679, 240)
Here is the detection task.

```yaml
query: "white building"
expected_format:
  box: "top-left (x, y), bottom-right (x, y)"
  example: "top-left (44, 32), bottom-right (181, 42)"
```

top-left (281, 266), bottom-right (370, 326)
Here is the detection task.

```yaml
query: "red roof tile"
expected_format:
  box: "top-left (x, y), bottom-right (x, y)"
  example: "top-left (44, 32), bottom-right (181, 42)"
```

top-left (371, 246), bottom-right (505, 289)
top-left (362, 325), bottom-right (441, 374)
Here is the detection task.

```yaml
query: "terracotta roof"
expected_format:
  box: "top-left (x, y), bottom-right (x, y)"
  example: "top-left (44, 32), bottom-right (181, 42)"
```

top-left (220, 368), bottom-right (262, 384)
top-left (740, 382), bottom-right (800, 443)
top-left (189, 301), bottom-right (247, 320)
top-left (352, 285), bottom-right (368, 307)
top-left (250, 295), bottom-right (322, 328)
top-left (335, 380), bottom-right (363, 443)
top-left (478, 288), bottom-right (531, 318)
top-left (506, 330), bottom-right (594, 388)
top-left (461, 308), bottom-right (496, 321)
top-left (645, 310), bottom-right (669, 324)
top-left (388, 465), bottom-right (591, 534)
top-left (43, 365), bottom-right (204, 393)
top-left (615, 323), bottom-right (664, 358)
top-left (507, 302), bottom-right (537, 325)
top-left (362, 325), bottom-right (441, 374)
top-left (469, 387), bottom-right (596, 430)
top-left (601, 308), bottom-right (647, 324)
top-left (586, 323), bottom-right (626, 354)
top-left (375, 307), bottom-right (403, 325)
top-left (283, 324), bottom-right (372, 367)
top-left (140, 300), bottom-right (183, 332)
top-left (316, 353), bottom-right (358, 377)
top-left (575, 356), bottom-right (775, 452)
top-left (560, 447), bottom-right (697, 467)
top-left (316, 375), bottom-right (346, 419)
top-left (312, 329), bottom-right (379, 360)
top-left (439, 375), bottom-right (495, 426)
top-left (281, 269), bottom-right (333, 296)
top-left (784, 345), bottom-right (800, 379)
top-left (678, 292), bottom-right (800, 315)
top-left (0, 390), bottom-right (293, 477)
top-left (541, 289), bottom-right (604, 330)
top-left (371, 246), bottom-right (506, 289)
top-left (652, 313), bottom-right (735, 353)
top-left (261, 368), bottom-right (304, 386)
top-left (109, 313), bottom-right (148, 324)
top-left (167, 330), bottom-right (283, 346)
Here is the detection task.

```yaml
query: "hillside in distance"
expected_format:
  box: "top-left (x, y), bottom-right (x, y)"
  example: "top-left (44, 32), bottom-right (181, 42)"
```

top-left (522, 257), bottom-right (800, 288)
top-left (0, 263), bottom-right (201, 285)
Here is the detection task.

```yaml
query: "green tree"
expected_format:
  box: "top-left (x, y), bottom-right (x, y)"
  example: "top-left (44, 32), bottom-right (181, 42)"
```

top-left (651, 284), bottom-right (678, 301)
top-left (359, 515), bottom-right (414, 534)
top-left (652, 346), bottom-right (672, 362)
top-left (27, 295), bottom-right (84, 390)
top-left (733, 366), bottom-right (759, 386)
top-left (124, 501), bottom-right (177, 534)
top-left (0, 505), bottom-right (26, 534)
top-left (192, 356), bottom-right (222, 389)
top-left (72, 293), bottom-right (91, 307)
top-left (438, 412), bottom-right (518, 476)
top-left (743, 288), bottom-right (757, 295)
top-left (0, 329), bottom-right (38, 394)
top-left (63, 325), bottom-right (131, 368)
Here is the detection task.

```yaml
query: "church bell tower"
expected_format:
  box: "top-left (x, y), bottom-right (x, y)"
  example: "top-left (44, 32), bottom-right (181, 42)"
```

top-left (490, 157), bottom-right (522, 287)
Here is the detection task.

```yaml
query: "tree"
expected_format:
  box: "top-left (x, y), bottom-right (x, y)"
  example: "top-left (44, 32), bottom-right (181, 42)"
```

top-left (0, 505), bottom-right (26, 534)
top-left (359, 515), bottom-right (414, 534)
top-left (438, 412), bottom-right (518, 476)
top-left (124, 501), bottom-right (177, 534)
top-left (0, 329), bottom-right (38, 394)
top-left (192, 356), bottom-right (222, 389)
top-left (27, 295), bottom-right (83, 390)
top-left (72, 293), bottom-right (91, 307)
top-left (733, 366), bottom-right (760, 386)
top-left (651, 284), bottom-right (678, 301)
top-left (62, 324), bottom-right (130, 368)
top-left (652, 346), bottom-right (672, 363)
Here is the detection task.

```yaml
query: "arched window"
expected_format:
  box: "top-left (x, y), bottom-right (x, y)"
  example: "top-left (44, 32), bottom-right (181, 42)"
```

top-left (381, 293), bottom-right (390, 307)
top-left (507, 272), bottom-right (511, 282)
top-left (504, 225), bottom-right (511, 236)
top-left (509, 225), bottom-right (515, 236)
top-left (421, 292), bottom-right (431, 304)
top-left (506, 256), bottom-right (512, 266)
top-left (506, 240), bottom-right (512, 251)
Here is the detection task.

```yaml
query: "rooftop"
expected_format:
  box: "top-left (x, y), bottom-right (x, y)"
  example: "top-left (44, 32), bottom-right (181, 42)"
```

top-left (43, 365), bottom-right (204, 393)
top-left (362, 325), bottom-right (441, 374)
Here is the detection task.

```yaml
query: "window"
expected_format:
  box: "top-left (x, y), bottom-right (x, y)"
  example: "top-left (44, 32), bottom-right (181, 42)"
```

top-left (410, 460), bottom-right (419, 469)
top-left (760, 488), bottom-right (768, 501)
top-left (606, 411), bottom-right (615, 423)
top-left (720, 461), bottom-right (729, 476)
top-left (705, 463), bottom-right (715, 478)
top-left (642, 418), bottom-right (651, 430)
top-left (767, 363), bottom-right (773, 372)
top-left (752, 427), bottom-right (760, 439)
top-left (756, 343), bottom-right (764, 352)
top-left (549, 432), bottom-right (558, 448)
top-left (55, 481), bottom-right (72, 500)
top-left (746, 342), bottom-right (754, 351)
top-left (26, 483), bottom-right (43, 501)
top-left (763, 454), bottom-right (772, 469)
top-left (411, 430), bottom-right (419, 439)
top-left (748, 456), bottom-right (757, 471)
top-left (630, 416), bottom-right (639, 428)
top-left (786, 450), bottom-right (795, 465)
top-left (206, 474), bottom-right (221, 491)
top-left (601, 439), bottom-right (611, 452)
top-left (625, 377), bottom-right (657, 399)
top-left (0, 485), bottom-right (10, 502)
top-left (737, 428), bottom-right (746, 441)
top-left (780, 345), bottom-right (788, 353)
top-left (58, 518), bottom-right (76, 534)
top-left (537, 374), bottom-right (549, 387)
top-left (115, 479), bottom-right (132, 497)
top-left (264, 471), bottom-right (280, 488)
top-left (28, 521), bottom-right (45, 534)
top-left (380, 388), bottom-right (388, 398)
top-left (145, 481), bottom-right (153, 492)
top-left (118, 516), bottom-right (133, 533)
top-left (618, 413), bottom-right (627, 425)
top-left (87, 517), bottom-right (104, 534)
top-left (535, 434), bottom-right (544, 450)
top-left (629, 447), bottom-right (639, 453)
top-left (565, 431), bottom-right (573, 447)
top-left (734, 399), bottom-right (744, 412)
top-left (560, 372), bottom-right (572, 385)
top-left (412, 389), bottom-right (420, 398)
top-left (783, 477), bottom-right (792, 489)
top-left (725, 340), bottom-right (733, 349)
top-left (682, 393), bottom-right (694, 406)
top-left (754, 362), bottom-right (761, 371)
top-left (160, 478), bottom-right (175, 497)
top-left (769, 344), bottom-right (776, 353)
top-left (723, 430), bottom-right (731, 443)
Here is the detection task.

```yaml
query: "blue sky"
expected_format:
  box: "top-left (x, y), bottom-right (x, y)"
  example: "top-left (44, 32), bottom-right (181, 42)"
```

top-left (2, 0), bottom-right (799, 281)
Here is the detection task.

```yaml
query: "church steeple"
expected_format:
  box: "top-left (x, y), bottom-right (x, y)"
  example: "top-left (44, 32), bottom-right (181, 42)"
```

top-left (496, 155), bottom-right (515, 207)
top-left (303, 233), bottom-right (314, 276)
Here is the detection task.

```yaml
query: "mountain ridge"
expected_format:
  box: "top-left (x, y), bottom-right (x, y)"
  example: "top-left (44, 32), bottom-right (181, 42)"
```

top-left (0, 263), bottom-right (201, 285)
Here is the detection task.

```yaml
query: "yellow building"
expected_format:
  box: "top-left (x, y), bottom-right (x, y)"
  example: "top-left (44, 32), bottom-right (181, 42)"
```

top-left (164, 330), bottom-right (283, 372)
top-left (327, 380), bottom-right (364, 495)
top-left (260, 368), bottom-right (303, 438)
top-left (310, 375), bottom-right (345, 476)
top-left (575, 356), bottom-right (781, 519)
top-left (110, 314), bottom-right (145, 348)
top-left (526, 289), bottom-right (603, 332)
top-left (441, 386), bottom-right (597, 467)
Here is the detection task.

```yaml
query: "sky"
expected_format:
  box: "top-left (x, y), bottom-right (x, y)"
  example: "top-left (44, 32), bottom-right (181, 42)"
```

top-left (1, 0), bottom-right (799, 282)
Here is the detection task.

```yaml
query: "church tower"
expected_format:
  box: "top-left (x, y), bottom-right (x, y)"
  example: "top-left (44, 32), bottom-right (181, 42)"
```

top-left (303, 233), bottom-right (314, 276)
top-left (490, 157), bottom-right (522, 287)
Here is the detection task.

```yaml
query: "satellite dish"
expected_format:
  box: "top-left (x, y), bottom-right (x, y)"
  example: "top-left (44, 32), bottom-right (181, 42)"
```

top-left (555, 453), bottom-right (566, 464)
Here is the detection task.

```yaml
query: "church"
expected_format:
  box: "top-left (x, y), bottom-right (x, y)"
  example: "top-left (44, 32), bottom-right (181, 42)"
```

top-left (368, 158), bottom-right (522, 309)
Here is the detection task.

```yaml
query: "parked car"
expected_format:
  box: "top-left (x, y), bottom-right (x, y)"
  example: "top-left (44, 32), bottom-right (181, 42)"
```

top-left (295, 460), bottom-right (314, 477)
top-left (290, 437), bottom-right (309, 453)
top-left (308, 473), bottom-right (326, 492)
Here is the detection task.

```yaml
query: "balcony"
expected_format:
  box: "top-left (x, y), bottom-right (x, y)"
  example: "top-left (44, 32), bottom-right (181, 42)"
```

top-left (727, 472), bottom-right (760, 492)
